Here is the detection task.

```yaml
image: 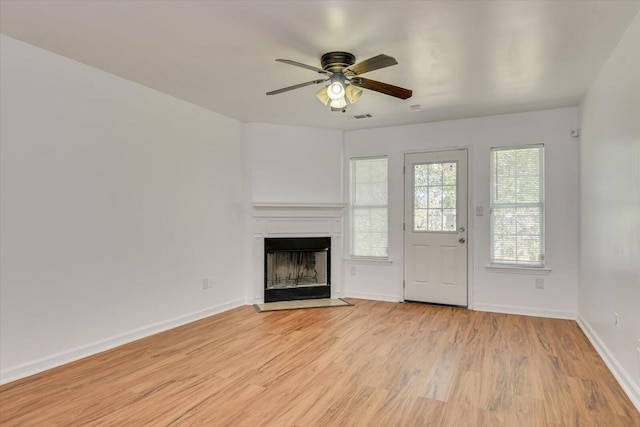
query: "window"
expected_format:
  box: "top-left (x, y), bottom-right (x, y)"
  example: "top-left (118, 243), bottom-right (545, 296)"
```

top-left (350, 157), bottom-right (388, 257)
top-left (413, 162), bottom-right (457, 232)
top-left (490, 145), bottom-right (545, 266)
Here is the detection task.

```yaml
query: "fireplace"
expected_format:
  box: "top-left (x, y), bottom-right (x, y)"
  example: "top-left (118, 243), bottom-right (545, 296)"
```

top-left (252, 202), bottom-right (344, 303)
top-left (264, 237), bottom-right (331, 302)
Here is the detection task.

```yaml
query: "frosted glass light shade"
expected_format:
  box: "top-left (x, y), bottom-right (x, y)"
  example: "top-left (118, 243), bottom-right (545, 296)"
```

top-left (345, 85), bottom-right (363, 104)
top-left (327, 81), bottom-right (345, 100)
top-left (330, 98), bottom-right (347, 109)
top-left (315, 87), bottom-right (330, 105)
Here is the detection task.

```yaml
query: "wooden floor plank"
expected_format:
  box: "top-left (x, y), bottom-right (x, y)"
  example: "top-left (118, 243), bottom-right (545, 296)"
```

top-left (1, 299), bottom-right (639, 426)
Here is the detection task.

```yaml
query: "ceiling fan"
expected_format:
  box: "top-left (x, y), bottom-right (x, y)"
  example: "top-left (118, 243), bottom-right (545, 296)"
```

top-left (266, 51), bottom-right (412, 112)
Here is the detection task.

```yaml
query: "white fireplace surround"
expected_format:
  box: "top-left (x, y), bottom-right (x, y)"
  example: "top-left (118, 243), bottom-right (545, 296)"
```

top-left (251, 203), bottom-right (345, 303)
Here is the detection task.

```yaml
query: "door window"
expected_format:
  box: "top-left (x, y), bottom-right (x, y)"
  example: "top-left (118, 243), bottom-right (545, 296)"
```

top-left (413, 162), bottom-right (457, 232)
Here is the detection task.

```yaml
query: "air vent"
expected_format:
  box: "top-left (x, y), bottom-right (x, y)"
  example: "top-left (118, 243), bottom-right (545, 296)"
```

top-left (351, 114), bottom-right (373, 120)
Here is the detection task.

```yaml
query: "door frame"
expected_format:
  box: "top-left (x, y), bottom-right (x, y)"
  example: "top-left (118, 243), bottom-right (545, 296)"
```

top-left (401, 146), bottom-right (474, 308)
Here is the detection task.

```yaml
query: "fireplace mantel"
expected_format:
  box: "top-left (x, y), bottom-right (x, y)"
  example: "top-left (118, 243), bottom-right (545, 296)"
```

top-left (252, 203), bottom-right (346, 218)
top-left (253, 202), bottom-right (346, 209)
top-left (251, 202), bottom-right (345, 303)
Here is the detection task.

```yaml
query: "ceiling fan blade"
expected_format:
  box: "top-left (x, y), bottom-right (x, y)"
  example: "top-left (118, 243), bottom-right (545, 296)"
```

top-left (266, 79), bottom-right (327, 95)
top-left (344, 54), bottom-right (398, 76)
top-left (276, 59), bottom-right (331, 75)
top-left (350, 77), bottom-right (413, 99)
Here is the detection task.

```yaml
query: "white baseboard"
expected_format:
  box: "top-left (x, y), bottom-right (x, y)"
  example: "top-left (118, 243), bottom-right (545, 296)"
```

top-left (343, 291), bottom-right (401, 303)
top-left (0, 299), bottom-right (245, 385)
top-left (577, 314), bottom-right (640, 412)
top-left (473, 303), bottom-right (576, 320)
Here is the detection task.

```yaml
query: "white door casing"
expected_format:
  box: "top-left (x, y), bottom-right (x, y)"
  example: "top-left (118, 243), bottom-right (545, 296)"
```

top-left (404, 150), bottom-right (468, 306)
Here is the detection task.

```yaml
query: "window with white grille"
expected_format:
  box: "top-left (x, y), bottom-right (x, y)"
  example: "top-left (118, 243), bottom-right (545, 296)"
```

top-left (413, 162), bottom-right (457, 232)
top-left (350, 157), bottom-right (388, 258)
top-left (490, 145), bottom-right (545, 266)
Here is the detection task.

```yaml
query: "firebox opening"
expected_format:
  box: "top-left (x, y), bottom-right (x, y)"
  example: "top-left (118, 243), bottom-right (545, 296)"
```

top-left (264, 237), bottom-right (331, 303)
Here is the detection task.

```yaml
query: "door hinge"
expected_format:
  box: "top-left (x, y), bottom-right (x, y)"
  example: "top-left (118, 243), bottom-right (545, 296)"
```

top-left (403, 222), bottom-right (406, 231)
top-left (403, 165), bottom-right (406, 174)
top-left (403, 280), bottom-right (405, 288)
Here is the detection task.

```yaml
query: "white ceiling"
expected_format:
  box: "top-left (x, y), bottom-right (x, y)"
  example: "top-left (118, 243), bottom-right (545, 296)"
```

top-left (1, 1), bottom-right (639, 130)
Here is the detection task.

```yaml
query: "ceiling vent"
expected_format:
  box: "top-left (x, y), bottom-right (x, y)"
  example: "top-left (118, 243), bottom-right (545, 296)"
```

top-left (350, 113), bottom-right (373, 120)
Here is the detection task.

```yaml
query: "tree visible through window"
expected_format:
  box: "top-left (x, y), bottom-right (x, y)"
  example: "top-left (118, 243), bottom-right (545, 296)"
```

top-left (490, 145), bottom-right (545, 266)
top-left (350, 157), bottom-right (388, 257)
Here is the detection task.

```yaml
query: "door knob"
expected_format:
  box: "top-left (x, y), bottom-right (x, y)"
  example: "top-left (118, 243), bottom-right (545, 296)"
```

top-left (459, 238), bottom-right (466, 243)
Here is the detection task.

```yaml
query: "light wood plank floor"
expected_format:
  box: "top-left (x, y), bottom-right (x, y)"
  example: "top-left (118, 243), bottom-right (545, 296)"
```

top-left (1, 299), bottom-right (639, 426)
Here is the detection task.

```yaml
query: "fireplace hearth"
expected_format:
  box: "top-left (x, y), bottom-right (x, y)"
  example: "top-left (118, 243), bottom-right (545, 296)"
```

top-left (264, 237), bottom-right (331, 302)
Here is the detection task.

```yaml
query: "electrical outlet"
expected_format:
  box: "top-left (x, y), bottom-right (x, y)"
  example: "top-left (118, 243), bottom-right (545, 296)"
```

top-left (475, 206), bottom-right (484, 216)
top-left (208, 277), bottom-right (215, 287)
top-left (202, 278), bottom-right (209, 290)
top-left (535, 278), bottom-right (544, 289)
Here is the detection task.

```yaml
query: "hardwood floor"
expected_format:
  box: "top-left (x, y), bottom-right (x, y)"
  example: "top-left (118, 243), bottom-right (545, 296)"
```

top-left (1, 299), bottom-right (639, 426)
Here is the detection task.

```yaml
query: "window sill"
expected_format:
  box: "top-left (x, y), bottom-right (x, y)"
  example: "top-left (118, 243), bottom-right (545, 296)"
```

top-left (485, 264), bottom-right (551, 275)
top-left (345, 257), bottom-right (393, 266)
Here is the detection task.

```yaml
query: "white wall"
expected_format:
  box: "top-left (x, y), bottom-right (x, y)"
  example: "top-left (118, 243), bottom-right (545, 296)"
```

top-left (246, 123), bottom-right (343, 204)
top-left (0, 36), bottom-right (246, 383)
top-left (578, 12), bottom-right (640, 409)
top-left (344, 108), bottom-right (580, 318)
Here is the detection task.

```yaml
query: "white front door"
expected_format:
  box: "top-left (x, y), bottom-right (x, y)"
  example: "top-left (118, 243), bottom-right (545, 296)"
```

top-left (404, 150), bottom-right (468, 306)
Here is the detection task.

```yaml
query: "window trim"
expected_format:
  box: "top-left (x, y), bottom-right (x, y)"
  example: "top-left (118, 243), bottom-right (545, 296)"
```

top-left (349, 155), bottom-right (389, 259)
top-left (489, 144), bottom-right (545, 267)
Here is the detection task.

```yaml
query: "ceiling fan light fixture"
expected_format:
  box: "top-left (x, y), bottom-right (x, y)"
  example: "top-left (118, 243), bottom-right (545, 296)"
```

top-left (345, 85), bottom-right (363, 104)
top-left (315, 87), bottom-right (330, 105)
top-left (327, 81), bottom-right (345, 100)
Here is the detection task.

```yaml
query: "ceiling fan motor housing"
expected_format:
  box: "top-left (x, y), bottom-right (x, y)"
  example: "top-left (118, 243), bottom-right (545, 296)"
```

top-left (321, 51), bottom-right (356, 73)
